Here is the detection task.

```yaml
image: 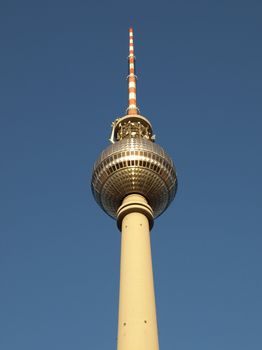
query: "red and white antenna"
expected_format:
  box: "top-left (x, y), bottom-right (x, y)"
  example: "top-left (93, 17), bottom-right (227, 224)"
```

top-left (127, 28), bottom-right (139, 115)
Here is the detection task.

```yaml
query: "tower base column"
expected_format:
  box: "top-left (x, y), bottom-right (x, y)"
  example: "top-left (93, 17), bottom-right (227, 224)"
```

top-left (117, 194), bottom-right (159, 350)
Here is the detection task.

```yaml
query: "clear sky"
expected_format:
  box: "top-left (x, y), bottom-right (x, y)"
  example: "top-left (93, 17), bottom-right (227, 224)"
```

top-left (0, 0), bottom-right (261, 349)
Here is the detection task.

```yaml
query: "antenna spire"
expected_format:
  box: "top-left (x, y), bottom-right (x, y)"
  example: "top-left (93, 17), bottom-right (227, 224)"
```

top-left (127, 28), bottom-right (139, 115)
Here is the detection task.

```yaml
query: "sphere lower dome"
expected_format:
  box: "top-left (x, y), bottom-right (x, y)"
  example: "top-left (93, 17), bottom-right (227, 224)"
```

top-left (91, 138), bottom-right (177, 219)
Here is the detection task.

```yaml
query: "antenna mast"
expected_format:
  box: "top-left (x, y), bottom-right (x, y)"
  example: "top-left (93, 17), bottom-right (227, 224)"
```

top-left (127, 28), bottom-right (139, 115)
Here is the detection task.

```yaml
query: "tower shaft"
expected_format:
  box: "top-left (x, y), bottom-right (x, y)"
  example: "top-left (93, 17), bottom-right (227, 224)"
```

top-left (117, 195), bottom-right (159, 350)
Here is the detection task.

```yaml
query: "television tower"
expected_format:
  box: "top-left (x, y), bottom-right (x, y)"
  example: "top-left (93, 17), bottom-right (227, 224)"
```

top-left (91, 28), bottom-right (177, 350)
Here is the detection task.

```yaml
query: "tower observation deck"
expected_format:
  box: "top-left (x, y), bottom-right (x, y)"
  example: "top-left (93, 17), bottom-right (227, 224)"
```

top-left (91, 28), bottom-right (178, 350)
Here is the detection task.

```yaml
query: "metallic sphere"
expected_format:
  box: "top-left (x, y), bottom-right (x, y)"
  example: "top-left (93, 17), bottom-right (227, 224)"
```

top-left (91, 137), bottom-right (177, 220)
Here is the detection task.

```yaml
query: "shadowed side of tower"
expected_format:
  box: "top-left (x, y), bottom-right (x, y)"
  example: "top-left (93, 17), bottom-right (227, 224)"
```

top-left (91, 28), bottom-right (177, 350)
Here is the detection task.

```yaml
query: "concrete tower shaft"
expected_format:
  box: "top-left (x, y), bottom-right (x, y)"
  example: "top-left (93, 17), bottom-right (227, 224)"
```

top-left (117, 194), bottom-right (158, 350)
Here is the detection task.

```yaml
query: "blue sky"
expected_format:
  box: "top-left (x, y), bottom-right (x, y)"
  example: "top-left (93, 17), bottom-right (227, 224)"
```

top-left (0, 0), bottom-right (261, 349)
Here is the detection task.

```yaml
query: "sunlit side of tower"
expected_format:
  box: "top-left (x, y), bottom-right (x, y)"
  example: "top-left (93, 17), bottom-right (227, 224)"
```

top-left (91, 28), bottom-right (177, 350)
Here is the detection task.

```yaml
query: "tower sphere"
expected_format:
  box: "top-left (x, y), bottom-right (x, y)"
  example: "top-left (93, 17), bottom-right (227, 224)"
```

top-left (91, 115), bottom-right (177, 220)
